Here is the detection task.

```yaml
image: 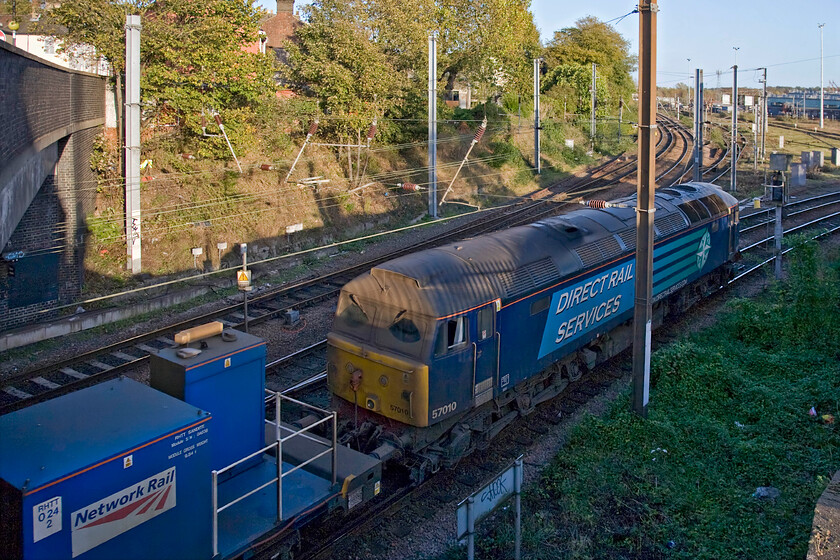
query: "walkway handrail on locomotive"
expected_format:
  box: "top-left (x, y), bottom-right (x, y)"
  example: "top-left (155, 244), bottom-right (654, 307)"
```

top-left (210, 390), bottom-right (339, 556)
top-left (471, 342), bottom-right (477, 391)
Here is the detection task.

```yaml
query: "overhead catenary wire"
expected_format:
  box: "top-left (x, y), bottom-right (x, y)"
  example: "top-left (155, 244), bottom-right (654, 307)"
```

top-left (30, 202), bottom-right (516, 317)
top-left (12, 102), bottom-right (622, 259)
top-left (19, 124), bottom-right (532, 238)
top-left (60, 123), bottom-right (525, 194)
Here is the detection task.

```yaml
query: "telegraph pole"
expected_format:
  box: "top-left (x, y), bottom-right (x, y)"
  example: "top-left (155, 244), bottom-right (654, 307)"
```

top-left (618, 98), bottom-right (624, 142)
top-left (730, 62), bottom-right (738, 192)
top-left (819, 23), bottom-right (825, 129)
top-left (590, 63), bottom-right (597, 143)
top-left (758, 67), bottom-right (767, 160)
top-left (534, 58), bottom-right (541, 174)
top-left (632, 0), bottom-right (657, 418)
top-left (693, 69), bottom-right (703, 181)
top-left (428, 35), bottom-right (438, 218)
top-left (687, 58), bottom-right (692, 115)
top-left (125, 15), bottom-right (142, 274)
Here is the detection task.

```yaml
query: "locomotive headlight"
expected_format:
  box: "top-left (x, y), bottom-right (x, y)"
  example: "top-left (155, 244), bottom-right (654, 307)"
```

top-left (365, 394), bottom-right (380, 411)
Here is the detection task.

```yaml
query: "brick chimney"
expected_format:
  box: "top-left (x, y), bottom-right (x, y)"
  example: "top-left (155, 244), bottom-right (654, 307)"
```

top-left (277, 0), bottom-right (294, 13)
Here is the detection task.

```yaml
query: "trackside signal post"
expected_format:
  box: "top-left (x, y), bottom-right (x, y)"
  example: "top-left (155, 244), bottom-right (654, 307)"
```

top-left (633, 0), bottom-right (657, 418)
top-left (238, 243), bottom-right (252, 332)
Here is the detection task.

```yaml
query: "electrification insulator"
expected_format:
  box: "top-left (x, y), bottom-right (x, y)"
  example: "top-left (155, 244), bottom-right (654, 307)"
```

top-left (307, 120), bottom-right (319, 136)
top-left (214, 114), bottom-right (223, 126)
top-left (367, 120), bottom-right (377, 141)
top-left (473, 119), bottom-right (487, 143)
top-left (260, 164), bottom-right (275, 171)
top-left (579, 200), bottom-right (629, 209)
top-left (400, 182), bottom-right (420, 192)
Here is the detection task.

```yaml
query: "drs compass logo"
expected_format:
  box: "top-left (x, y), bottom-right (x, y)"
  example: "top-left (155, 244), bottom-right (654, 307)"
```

top-left (696, 230), bottom-right (711, 270)
top-left (70, 468), bottom-right (176, 557)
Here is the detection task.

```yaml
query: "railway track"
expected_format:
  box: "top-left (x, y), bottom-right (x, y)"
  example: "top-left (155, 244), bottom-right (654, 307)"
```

top-left (0, 116), bottom-right (692, 414)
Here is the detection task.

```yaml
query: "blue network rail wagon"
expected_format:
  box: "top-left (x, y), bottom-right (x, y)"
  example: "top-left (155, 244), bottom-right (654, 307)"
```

top-left (150, 325), bottom-right (266, 472)
top-left (0, 378), bottom-right (213, 560)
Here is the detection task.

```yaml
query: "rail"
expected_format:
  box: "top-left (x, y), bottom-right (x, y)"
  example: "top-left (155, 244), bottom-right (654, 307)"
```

top-left (210, 390), bottom-right (338, 556)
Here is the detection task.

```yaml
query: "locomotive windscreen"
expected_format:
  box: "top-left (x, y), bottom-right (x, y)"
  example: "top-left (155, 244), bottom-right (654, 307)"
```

top-left (334, 292), bottom-right (432, 359)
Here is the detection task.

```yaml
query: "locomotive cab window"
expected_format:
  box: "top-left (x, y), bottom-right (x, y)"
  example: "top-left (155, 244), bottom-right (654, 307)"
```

top-left (435, 316), bottom-right (467, 356)
top-left (335, 293), bottom-right (371, 331)
top-left (678, 200), bottom-right (711, 224)
top-left (389, 311), bottom-right (421, 343)
top-left (372, 305), bottom-right (428, 358)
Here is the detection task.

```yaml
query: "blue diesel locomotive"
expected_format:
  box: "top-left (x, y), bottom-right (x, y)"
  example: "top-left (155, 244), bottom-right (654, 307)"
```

top-left (327, 182), bottom-right (739, 476)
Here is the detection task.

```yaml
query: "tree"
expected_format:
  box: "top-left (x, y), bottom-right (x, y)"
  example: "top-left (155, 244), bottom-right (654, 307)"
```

top-left (542, 64), bottom-right (595, 116)
top-left (283, 0), bottom-right (401, 186)
top-left (287, 0), bottom-right (542, 113)
top-left (140, 0), bottom-right (276, 144)
top-left (49, 0), bottom-right (276, 154)
top-left (543, 16), bottom-right (635, 115)
top-left (436, 0), bottom-right (541, 99)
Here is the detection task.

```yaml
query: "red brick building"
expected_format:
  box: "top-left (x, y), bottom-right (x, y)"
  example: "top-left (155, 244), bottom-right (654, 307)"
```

top-left (258, 0), bottom-right (301, 95)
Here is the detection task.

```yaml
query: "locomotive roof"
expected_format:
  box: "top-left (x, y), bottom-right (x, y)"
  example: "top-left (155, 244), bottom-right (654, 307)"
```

top-left (342, 183), bottom-right (737, 318)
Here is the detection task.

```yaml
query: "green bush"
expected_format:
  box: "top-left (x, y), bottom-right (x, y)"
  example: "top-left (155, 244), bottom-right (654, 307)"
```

top-left (487, 140), bottom-right (521, 168)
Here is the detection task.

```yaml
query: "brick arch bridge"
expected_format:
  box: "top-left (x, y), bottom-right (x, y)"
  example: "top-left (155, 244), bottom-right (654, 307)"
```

top-left (0, 40), bottom-right (105, 330)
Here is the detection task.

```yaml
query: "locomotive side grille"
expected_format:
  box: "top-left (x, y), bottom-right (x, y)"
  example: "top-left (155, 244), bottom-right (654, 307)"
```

top-left (498, 268), bottom-right (534, 299)
top-left (596, 236), bottom-right (623, 260)
top-left (618, 229), bottom-right (636, 251)
top-left (655, 212), bottom-right (688, 238)
top-left (524, 258), bottom-right (560, 287)
top-left (576, 235), bottom-right (623, 268)
top-left (575, 243), bottom-right (602, 267)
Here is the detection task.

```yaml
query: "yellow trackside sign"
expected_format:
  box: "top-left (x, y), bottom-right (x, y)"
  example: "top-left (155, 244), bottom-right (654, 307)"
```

top-left (237, 269), bottom-right (251, 289)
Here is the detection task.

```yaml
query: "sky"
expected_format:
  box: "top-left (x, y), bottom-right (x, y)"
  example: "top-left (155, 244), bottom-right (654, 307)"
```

top-left (262, 0), bottom-right (838, 90)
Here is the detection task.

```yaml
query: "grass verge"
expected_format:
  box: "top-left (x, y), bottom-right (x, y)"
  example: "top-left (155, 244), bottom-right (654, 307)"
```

top-left (434, 240), bottom-right (839, 560)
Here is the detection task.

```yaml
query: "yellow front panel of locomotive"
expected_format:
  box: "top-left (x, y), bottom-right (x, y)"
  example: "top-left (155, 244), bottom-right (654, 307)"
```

top-left (327, 333), bottom-right (430, 427)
